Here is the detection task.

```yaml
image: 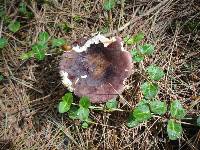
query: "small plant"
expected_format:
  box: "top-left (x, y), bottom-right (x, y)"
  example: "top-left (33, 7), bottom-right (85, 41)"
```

top-left (52, 38), bottom-right (66, 47)
top-left (124, 33), bottom-right (155, 62)
top-left (0, 37), bottom-right (8, 49)
top-left (103, 0), bottom-right (116, 11)
top-left (8, 20), bottom-right (20, 33)
top-left (124, 32), bottom-right (145, 45)
top-left (106, 99), bottom-right (118, 111)
top-left (58, 92), bottom-right (73, 113)
top-left (20, 31), bottom-right (66, 61)
top-left (124, 32), bottom-right (186, 140)
top-left (58, 94), bottom-right (91, 127)
top-left (18, 2), bottom-right (33, 18)
top-left (58, 92), bottom-right (121, 128)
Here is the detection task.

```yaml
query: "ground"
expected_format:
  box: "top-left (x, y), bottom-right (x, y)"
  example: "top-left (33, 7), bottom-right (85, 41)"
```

top-left (0, 0), bottom-right (200, 150)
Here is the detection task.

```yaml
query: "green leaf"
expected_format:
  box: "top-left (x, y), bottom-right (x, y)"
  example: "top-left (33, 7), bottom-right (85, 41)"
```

top-left (51, 38), bottom-right (66, 47)
top-left (19, 2), bottom-right (27, 14)
top-left (58, 101), bottom-right (69, 113)
top-left (77, 107), bottom-right (89, 121)
top-left (0, 37), bottom-right (8, 49)
top-left (38, 32), bottom-right (49, 44)
top-left (103, 0), bottom-right (116, 11)
top-left (106, 99), bottom-right (118, 110)
top-left (130, 49), bottom-right (144, 62)
top-left (79, 96), bottom-right (91, 108)
top-left (126, 115), bottom-right (140, 128)
top-left (81, 122), bottom-right (89, 128)
top-left (31, 44), bottom-right (46, 61)
top-left (19, 51), bottom-right (34, 60)
top-left (62, 92), bottom-right (73, 102)
top-left (8, 21), bottom-right (20, 33)
top-left (138, 44), bottom-right (154, 55)
top-left (170, 100), bottom-right (186, 119)
top-left (58, 93), bottom-right (73, 113)
top-left (167, 119), bottom-right (183, 140)
top-left (68, 106), bottom-right (79, 120)
top-left (141, 82), bottom-right (159, 99)
top-left (197, 116), bottom-right (200, 127)
top-left (147, 65), bottom-right (165, 81)
top-left (150, 100), bottom-right (167, 115)
top-left (124, 33), bottom-right (144, 45)
top-left (0, 74), bottom-right (4, 81)
top-left (132, 103), bottom-right (152, 122)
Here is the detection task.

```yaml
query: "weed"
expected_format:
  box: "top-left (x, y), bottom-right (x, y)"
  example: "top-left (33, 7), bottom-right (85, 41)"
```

top-left (103, 0), bottom-right (116, 11)
top-left (20, 31), bottom-right (66, 61)
top-left (8, 20), bottom-right (20, 33)
top-left (125, 33), bottom-right (187, 140)
top-left (0, 37), bottom-right (8, 49)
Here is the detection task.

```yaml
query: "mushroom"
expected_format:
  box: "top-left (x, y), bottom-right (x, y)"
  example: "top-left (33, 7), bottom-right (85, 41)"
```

top-left (59, 34), bottom-right (132, 103)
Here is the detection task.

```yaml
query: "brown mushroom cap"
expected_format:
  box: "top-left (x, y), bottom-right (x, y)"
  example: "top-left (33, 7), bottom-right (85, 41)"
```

top-left (59, 35), bottom-right (132, 103)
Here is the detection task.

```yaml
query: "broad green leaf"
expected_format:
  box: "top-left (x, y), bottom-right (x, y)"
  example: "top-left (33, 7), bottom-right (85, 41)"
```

top-left (137, 99), bottom-right (149, 106)
top-left (132, 103), bottom-right (152, 122)
top-left (0, 74), bottom-right (3, 81)
top-left (167, 119), bottom-right (183, 140)
top-left (81, 122), bottom-right (89, 128)
top-left (58, 93), bottom-right (73, 113)
top-left (150, 100), bottom-right (167, 115)
top-left (79, 96), bottom-right (91, 108)
top-left (197, 116), bottom-right (200, 127)
top-left (126, 115), bottom-right (140, 128)
top-left (68, 106), bottom-right (79, 120)
top-left (141, 82), bottom-right (159, 99)
top-left (58, 101), bottom-right (69, 113)
top-left (51, 38), bottom-right (66, 47)
top-left (19, 2), bottom-right (27, 14)
top-left (103, 0), bottom-right (116, 11)
top-left (130, 49), bottom-right (144, 62)
top-left (0, 37), bottom-right (8, 48)
top-left (170, 100), bottom-right (186, 119)
top-left (147, 65), bottom-right (164, 81)
top-left (124, 33), bottom-right (144, 45)
top-left (62, 92), bottom-right (73, 103)
top-left (19, 51), bottom-right (34, 60)
top-left (138, 44), bottom-right (154, 55)
top-left (106, 99), bottom-right (118, 110)
top-left (38, 31), bottom-right (49, 44)
top-left (8, 21), bottom-right (20, 33)
top-left (32, 44), bottom-right (46, 61)
top-left (77, 107), bottom-right (89, 121)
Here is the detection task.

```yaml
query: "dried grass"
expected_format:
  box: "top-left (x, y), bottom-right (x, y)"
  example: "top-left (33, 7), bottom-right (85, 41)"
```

top-left (0, 0), bottom-right (199, 149)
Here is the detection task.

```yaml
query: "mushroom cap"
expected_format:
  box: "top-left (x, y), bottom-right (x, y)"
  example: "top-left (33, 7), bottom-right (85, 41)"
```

top-left (59, 34), bottom-right (132, 103)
